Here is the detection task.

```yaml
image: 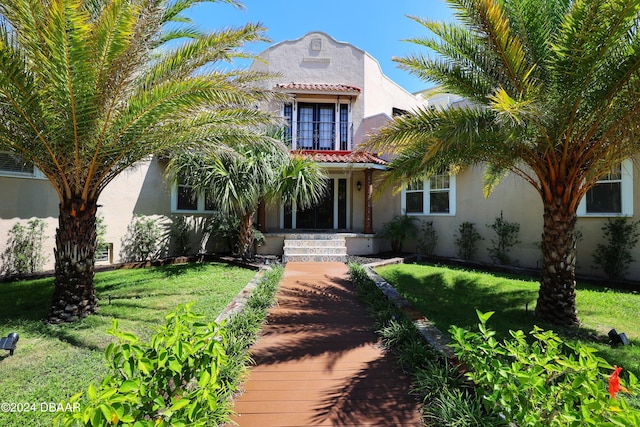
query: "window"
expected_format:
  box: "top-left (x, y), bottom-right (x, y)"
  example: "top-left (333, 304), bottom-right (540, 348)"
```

top-left (298, 103), bottom-right (335, 150)
top-left (172, 176), bottom-right (215, 213)
top-left (0, 152), bottom-right (44, 178)
top-left (282, 101), bottom-right (352, 151)
top-left (401, 171), bottom-right (456, 215)
top-left (283, 103), bottom-right (293, 148)
top-left (339, 104), bottom-right (349, 150)
top-left (578, 159), bottom-right (633, 216)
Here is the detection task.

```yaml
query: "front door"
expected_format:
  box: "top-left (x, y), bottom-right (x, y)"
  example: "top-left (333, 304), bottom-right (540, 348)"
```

top-left (283, 178), bottom-right (348, 230)
top-left (296, 179), bottom-right (334, 229)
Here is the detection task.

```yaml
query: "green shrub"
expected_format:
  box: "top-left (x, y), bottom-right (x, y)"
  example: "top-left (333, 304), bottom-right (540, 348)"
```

top-left (417, 220), bottom-right (438, 256)
top-left (169, 216), bottom-right (192, 257)
top-left (449, 310), bottom-right (640, 426)
top-left (58, 304), bottom-right (231, 427)
top-left (454, 222), bottom-right (482, 260)
top-left (378, 214), bottom-right (418, 253)
top-left (487, 211), bottom-right (521, 265)
top-left (1, 218), bottom-right (48, 275)
top-left (423, 387), bottom-right (504, 427)
top-left (120, 215), bottom-right (165, 262)
top-left (592, 217), bottom-right (640, 279)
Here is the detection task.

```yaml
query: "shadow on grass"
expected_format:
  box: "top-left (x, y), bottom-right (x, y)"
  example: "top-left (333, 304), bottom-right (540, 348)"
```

top-left (0, 262), bottom-right (238, 352)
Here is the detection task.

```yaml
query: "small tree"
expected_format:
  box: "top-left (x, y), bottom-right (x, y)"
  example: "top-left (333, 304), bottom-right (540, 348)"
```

top-left (592, 217), bottom-right (640, 280)
top-left (454, 222), bottom-right (482, 261)
top-left (169, 215), bottom-right (192, 257)
top-left (417, 220), bottom-right (438, 256)
top-left (1, 218), bottom-right (48, 275)
top-left (487, 211), bottom-right (521, 265)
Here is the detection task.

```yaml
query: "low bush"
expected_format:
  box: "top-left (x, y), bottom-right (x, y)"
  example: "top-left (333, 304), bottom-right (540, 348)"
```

top-left (487, 211), bottom-right (520, 265)
top-left (454, 222), bottom-right (482, 260)
top-left (450, 310), bottom-right (640, 426)
top-left (417, 220), bottom-right (438, 256)
top-left (120, 215), bottom-right (166, 262)
top-left (58, 267), bottom-right (283, 427)
top-left (592, 217), bottom-right (640, 279)
top-left (1, 218), bottom-right (48, 275)
top-left (58, 304), bottom-right (230, 427)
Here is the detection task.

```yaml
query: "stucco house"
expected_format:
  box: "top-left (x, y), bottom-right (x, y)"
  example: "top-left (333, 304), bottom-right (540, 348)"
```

top-left (247, 32), bottom-right (427, 261)
top-left (0, 32), bottom-right (423, 270)
top-left (1, 31), bottom-right (639, 279)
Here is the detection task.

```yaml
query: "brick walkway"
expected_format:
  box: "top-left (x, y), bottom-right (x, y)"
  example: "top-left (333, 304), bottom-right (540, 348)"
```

top-left (229, 262), bottom-right (422, 427)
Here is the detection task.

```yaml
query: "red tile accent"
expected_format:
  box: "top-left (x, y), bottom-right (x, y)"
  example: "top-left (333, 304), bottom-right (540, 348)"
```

top-left (275, 83), bottom-right (361, 93)
top-left (293, 150), bottom-right (387, 165)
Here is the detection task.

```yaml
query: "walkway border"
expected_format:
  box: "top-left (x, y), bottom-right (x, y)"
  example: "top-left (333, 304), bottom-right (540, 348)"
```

top-left (360, 258), bottom-right (455, 359)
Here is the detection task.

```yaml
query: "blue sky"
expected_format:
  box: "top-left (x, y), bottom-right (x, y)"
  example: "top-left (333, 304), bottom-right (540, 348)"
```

top-left (187, 0), bottom-right (454, 93)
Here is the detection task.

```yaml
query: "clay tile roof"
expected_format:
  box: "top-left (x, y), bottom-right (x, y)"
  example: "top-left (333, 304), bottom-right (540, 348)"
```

top-left (275, 83), bottom-right (361, 94)
top-left (295, 150), bottom-right (387, 165)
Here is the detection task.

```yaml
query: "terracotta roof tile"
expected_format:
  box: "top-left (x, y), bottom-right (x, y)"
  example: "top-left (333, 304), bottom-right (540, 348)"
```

top-left (294, 150), bottom-right (387, 165)
top-left (275, 83), bottom-right (361, 94)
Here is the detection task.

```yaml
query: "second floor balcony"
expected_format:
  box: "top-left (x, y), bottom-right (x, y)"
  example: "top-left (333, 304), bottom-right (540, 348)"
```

top-left (282, 102), bottom-right (354, 151)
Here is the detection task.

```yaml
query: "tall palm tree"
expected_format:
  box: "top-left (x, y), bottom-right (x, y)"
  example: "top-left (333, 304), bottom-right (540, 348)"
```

top-left (0, 0), bottom-right (277, 323)
top-left (363, 0), bottom-right (640, 326)
top-left (167, 140), bottom-right (327, 260)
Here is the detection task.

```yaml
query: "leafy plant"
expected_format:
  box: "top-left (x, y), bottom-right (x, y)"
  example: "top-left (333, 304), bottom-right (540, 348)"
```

top-left (449, 311), bottom-right (640, 426)
top-left (96, 214), bottom-right (108, 255)
top-left (169, 215), bottom-right (192, 257)
top-left (487, 211), bottom-right (521, 265)
top-left (1, 218), bottom-right (48, 275)
top-left (120, 215), bottom-right (166, 262)
top-left (592, 217), bottom-right (640, 279)
top-left (378, 214), bottom-right (418, 253)
top-left (417, 220), bottom-right (438, 256)
top-left (454, 222), bottom-right (482, 260)
top-left (59, 304), bottom-right (230, 427)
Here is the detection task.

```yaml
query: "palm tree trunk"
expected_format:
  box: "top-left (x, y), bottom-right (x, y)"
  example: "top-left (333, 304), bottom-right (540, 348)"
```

top-left (237, 211), bottom-right (255, 261)
top-left (535, 197), bottom-right (580, 326)
top-left (48, 198), bottom-right (99, 323)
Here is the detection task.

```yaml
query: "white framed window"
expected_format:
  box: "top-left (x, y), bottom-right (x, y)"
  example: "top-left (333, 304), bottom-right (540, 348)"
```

top-left (401, 172), bottom-right (456, 215)
top-left (171, 177), bottom-right (215, 213)
top-left (578, 159), bottom-right (633, 217)
top-left (0, 152), bottom-right (46, 179)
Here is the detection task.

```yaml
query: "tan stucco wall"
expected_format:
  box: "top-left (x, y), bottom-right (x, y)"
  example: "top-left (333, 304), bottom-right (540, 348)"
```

top-left (0, 157), bottom-right (178, 272)
top-left (400, 160), bottom-right (640, 279)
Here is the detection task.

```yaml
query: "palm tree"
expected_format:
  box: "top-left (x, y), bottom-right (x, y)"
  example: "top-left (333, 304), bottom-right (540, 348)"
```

top-left (363, 0), bottom-right (640, 326)
top-left (167, 140), bottom-right (327, 260)
top-left (0, 0), bottom-right (277, 323)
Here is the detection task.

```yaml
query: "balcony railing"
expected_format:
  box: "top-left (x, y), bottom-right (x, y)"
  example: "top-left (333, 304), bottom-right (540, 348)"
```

top-left (284, 120), bottom-right (353, 151)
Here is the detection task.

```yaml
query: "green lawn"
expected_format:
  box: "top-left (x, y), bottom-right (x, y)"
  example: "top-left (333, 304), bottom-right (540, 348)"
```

top-left (376, 262), bottom-right (640, 377)
top-left (0, 262), bottom-right (256, 427)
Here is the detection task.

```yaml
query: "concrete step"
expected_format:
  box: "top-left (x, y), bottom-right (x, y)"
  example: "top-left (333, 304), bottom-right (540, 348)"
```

top-left (283, 239), bottom-right (346, 249)
top-left (285, 233), bottom-right (346, 241)
top-left (283, 254), bottom-right (347, 263)
top-left (283, 246), bottom-right (347, 255)
top-left (283, 234), bottom-right (347, 263)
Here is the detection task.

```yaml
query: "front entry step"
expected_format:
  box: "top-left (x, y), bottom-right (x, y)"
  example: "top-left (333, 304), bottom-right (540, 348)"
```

top-left (283, 234), bottom-right (347, 263)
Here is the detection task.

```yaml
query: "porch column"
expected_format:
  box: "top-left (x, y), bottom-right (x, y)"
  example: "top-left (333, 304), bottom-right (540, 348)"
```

top-left (364, 169), bottom-right (373, 234)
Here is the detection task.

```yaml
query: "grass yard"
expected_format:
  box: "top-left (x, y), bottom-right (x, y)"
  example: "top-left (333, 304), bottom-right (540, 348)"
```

top-left (0, 262), bottom-right (256, 427)
top-left (376, 262), bottom-right (640, 378)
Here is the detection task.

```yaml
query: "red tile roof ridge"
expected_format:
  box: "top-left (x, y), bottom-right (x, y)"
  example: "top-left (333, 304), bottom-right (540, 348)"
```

top-left (275, 82), bottom-right (361, 93)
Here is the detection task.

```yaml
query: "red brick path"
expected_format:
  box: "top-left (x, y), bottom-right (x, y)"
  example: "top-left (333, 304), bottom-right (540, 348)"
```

top-left (229, 262), bottom-right (423, 427)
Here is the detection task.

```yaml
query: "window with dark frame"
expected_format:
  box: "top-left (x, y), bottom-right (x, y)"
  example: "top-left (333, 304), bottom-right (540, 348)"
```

top-left (0, 152), bottom-right (35, 176)
top-left (586, 164), bottom-right (622, 214)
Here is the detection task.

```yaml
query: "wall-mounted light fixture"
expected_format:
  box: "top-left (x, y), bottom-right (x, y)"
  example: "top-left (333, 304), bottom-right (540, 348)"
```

top-left (356, 181), bottom-right (362, 191)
